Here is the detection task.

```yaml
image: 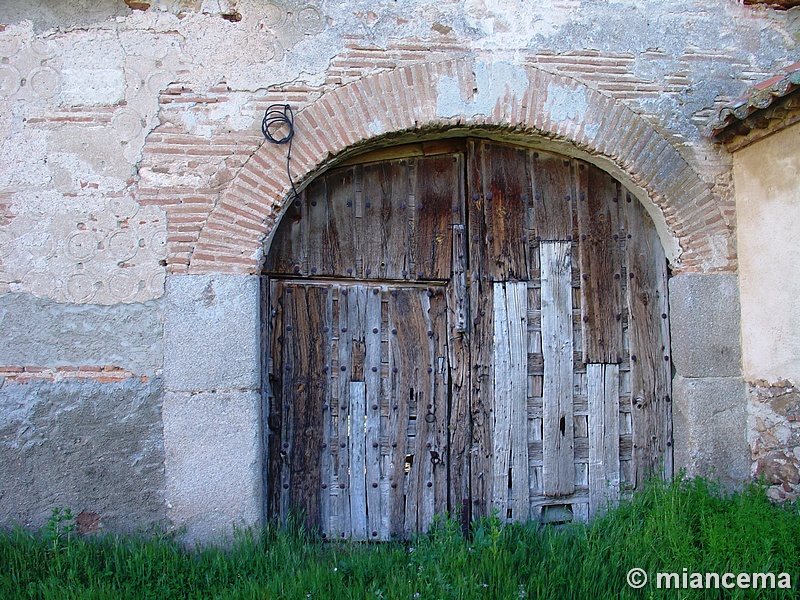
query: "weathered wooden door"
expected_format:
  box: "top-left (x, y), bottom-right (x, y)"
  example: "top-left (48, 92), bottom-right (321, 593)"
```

top-left (263, 139), bottom-right (671, 539)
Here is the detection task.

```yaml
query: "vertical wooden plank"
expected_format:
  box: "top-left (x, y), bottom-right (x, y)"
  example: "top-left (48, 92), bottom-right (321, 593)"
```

top-left (319, 286), bottom-right (334, 539)
top-left (492, 282), bottom-right (529, 521)
top-left (365, 286), bottom-right (383, 540)
top-left (335, 286), bottom-right (352, 539)
top-left (508, 282), bottom-right (530, 522)
top-left (624, 193), bottom-right (673, 487)
top-left (328, 169), bottom-right (357, 278)
top-left (491, 283), bottom-right (512, 519)
top-left (349, 381), bottom-right (368, 540)
top-left (266, 279), bottom-right (284, 523)
top-left (466, 140), bottom-right (493, 521)
top-left (481, 143), bottom-right (530, 281)
top-left (305, 176), bottom-right (333, 277)
top-left (541, 241), bottom-right (575, 497)
top-left (532, 152), bottom-right (574, 241)
top-left (415, 154), bottom-right (459, 280)
top-left (576, 164), bottom-right (623, 363)
top-left (469, 275), bottom-right (494, 520)
top-left (588, 363), bottom-right (620, 519)
top-left (429, 290), bottom-right (450, 528)
top-left (448, 227), bottom-right (471, 532)
top-left (289, 285), bottom-right (330, 533)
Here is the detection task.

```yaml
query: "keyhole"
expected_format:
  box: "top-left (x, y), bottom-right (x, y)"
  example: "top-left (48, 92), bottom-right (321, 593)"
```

top-left (559, 416), bottom-right (565, 436)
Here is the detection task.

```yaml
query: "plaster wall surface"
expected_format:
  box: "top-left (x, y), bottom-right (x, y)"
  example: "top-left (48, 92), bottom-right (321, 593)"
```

top-left (0, 377), bottom-right (165, 533)
top-left (734, 124), bottom-right (800, 386)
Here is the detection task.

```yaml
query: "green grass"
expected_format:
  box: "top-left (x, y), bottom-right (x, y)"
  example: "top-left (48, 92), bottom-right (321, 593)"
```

top-left (2, 477), bottom-right (798, 599)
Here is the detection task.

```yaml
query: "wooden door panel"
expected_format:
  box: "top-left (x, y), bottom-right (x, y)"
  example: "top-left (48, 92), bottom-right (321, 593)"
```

top-left (265, 139), bottom-right (672, 535)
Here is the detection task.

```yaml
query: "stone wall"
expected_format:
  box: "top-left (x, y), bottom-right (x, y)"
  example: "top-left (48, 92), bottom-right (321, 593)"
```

top-left (1, 0), bottom-right (797, 540)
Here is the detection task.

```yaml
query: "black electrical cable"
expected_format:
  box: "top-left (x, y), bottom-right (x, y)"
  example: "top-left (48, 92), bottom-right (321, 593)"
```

top-left (262, 103), bottom-right (299, 200)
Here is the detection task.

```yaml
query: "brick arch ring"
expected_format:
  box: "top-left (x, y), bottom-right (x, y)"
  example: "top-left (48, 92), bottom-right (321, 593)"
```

top-left (186, 60), bottom-right (729, 276)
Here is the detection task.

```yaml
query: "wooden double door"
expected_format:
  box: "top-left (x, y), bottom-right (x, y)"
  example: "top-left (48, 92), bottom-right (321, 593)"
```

top-left (263, 139), bottom-right (672, 540)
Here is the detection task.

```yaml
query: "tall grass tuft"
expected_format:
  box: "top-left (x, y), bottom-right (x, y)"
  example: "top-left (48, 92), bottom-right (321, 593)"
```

top-left (1, 476), bottom-right (798, 599)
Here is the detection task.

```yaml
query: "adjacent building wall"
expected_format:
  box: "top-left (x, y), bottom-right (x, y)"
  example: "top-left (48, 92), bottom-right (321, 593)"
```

top-left (733, 122), bottom-right (800, 501)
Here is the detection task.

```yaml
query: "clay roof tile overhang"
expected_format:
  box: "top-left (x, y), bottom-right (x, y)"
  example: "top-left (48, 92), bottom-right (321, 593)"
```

top-left (711, 61), bottom-right (800, 148)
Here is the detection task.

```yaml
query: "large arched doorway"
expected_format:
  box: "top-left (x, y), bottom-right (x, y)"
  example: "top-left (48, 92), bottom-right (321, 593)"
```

top-left (263, 138), bottom-right (672, 540)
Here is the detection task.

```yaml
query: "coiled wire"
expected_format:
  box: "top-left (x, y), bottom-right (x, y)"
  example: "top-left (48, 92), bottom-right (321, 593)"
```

top-left (262, 103), bottom-right (299, 199)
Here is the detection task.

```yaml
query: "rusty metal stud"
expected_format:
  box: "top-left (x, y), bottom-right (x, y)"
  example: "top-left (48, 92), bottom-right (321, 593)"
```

top-left (425, 413), bottom-right (435, 423)
top-left (311, 200), bottom-right (317, 207)
top-left (286, 325), bottom-right (292, 331)
top-left (418, 203), bottom-right (424, 211)
top-left (534, 193), bottom-right (541, 201)
top-left (283, 483), bottom-right (289, 489)
top-left (391, 441), bottom-right (397, 447)
top-left (521, 235), bottom-right (527, 242)
top-left (427, 481), bottom-right (433, 488)
top-left (392, 405), bottom-right (398, 411)
top-left (322, 483), bottom-right (327, 489)
top-left (372, 442), bottom-right (378, 448)
top-left (321, 533), bottom-right (327, 539)
top-left (661, 313), bottom-right (667, 319)
top-left (626, 196), bottom-right (632, 203)
top-left (629, 272), bottom-right (635, 279)
top-left (536, 235), bottom-right (542, 241)
top-left (487, 274), bottom-right (494, 281)
top-left (664, 394), bottom-right (671, 402)
top-left (371, 366), bottom-right (378, 373)
top-left (427, 367), bottom-right (433, 373)
top-left (487, 234), bottom-right (494, 242)
top-left (565, 195), bottom-right (571, 202)
top-left (293, 265), bottom-right (300, 273)
top-left (340, 442), bottom-right (346, 448)
top-left (627, 233), bottom-right (632, 239)
top-left (373, 327), bottom-right (379, 334)
top-left (294, 201), bottom-right (301, 208)
top-left (391, 482), bottom-right (398, 488)
top-left (486, 192), bottom-right (493, 200)
top-left (372, 403), bottom-right (378, 410)
top-left (372, 288), bottom-right (379, 295)
top-left (427, 403), bottom-right (432, 409)
top-left (582, 315), bottom-right (589, 323)
top-left (286, 287), bottom-right (293, 293)
top-left (473, 235), bottom-right (480, 242)
top-left (340, 365), bottom-right (346, 371)
top-left (323, 326), bottom-right (330, 333)
top-left (473, 193), bottom-right (480, 201)
top-left (401, 203), bottom-right (407, 210)
top-left (340, 483), bottom-right (346, 489)
top-left (347, 201), bottom-right (353, 207)
top-left (664, 355), bottom-right (670, 362)
top-left (579, 193), bottom-right (586, 202)
top-left (365, 268), bottom-right (371, 275)
top-left (614, 273), bottom-right (620, 280)
top-left (426, 442), bottom-right (431, 448)
top-left (285, 364), bottom-right (292, 371)
top-left (391, 328), bottom-right (397, 335)
top-left (427, 330), bottom-right (433, 337)
top-left (581, 234), bottom-right (587, 241)
top-left (342, 327), bottom-right (347, 333)
top-left (372, 531), bottom-right (378, 537)
top-left (346, 268), bottom-right (353, 275)
top-left (372, 482), bottom-right (378, 488)
top-left (311, 267), bottom-right (317, 274)
top-left (365, 202), bottom-right (371, 208)
top-left (582, 273), bottom-right (588, 281)
top-left (322, 289), bottom-right (328, 294)
top-left (631, 355), bottom-right (637, 362)
top-left (283, 442), bottom-right (289, 448)
top-left (613, 234), bottom-right (619, 240)
top-left (322, 403), bottom-right (329, 410)
top-left (666, 441), bottom-right (672, 447)
top-left (616, 313), bottom-right (622, 321)
top-left (392, 367), bottom-right (398, 373)
top-left (453, 205), bottom-right (460, 212)
top-left (612, 197), bottom-right (618, 203)
top-left (427, 290), bottom-right (433, 297)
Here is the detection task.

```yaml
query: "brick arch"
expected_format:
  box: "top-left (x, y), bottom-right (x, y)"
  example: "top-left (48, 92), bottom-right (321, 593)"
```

top-left (186, 60), bottom-right (728, 275)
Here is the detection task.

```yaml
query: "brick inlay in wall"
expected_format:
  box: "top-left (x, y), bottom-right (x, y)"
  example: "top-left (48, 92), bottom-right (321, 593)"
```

top-left (0, 366), bottom-right (143, 384)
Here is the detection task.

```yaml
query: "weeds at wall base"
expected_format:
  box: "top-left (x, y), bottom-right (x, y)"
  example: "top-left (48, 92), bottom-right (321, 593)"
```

top-left (1, 477), bottom-right (798, 599)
